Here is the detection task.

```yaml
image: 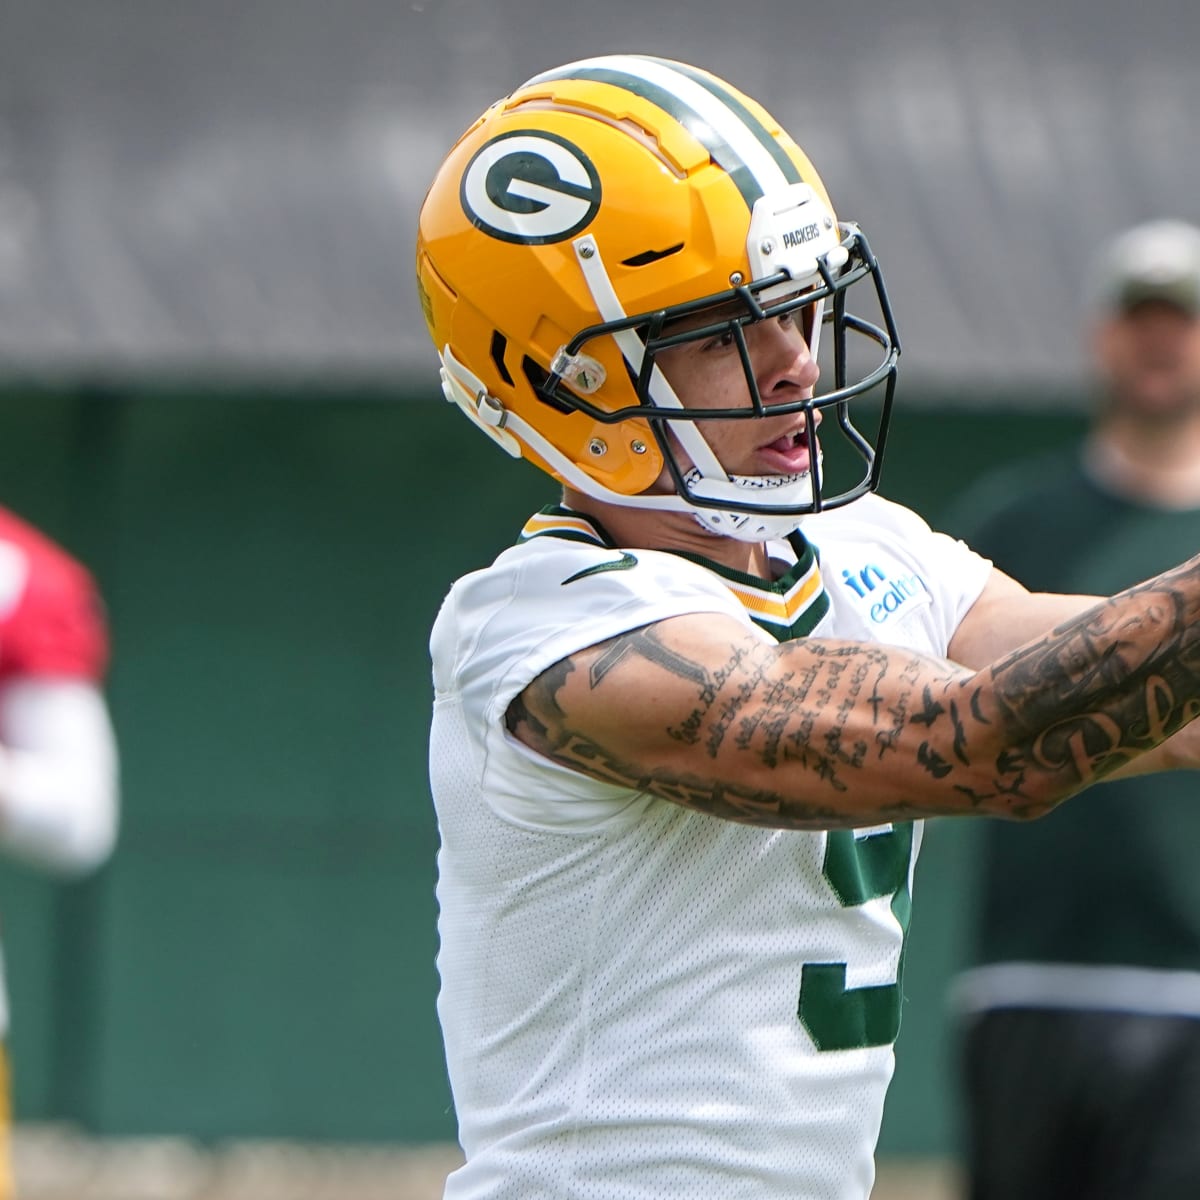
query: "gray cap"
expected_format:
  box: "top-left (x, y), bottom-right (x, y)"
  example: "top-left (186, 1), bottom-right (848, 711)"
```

top-left (1090, 219), bottom-right (1200, 316)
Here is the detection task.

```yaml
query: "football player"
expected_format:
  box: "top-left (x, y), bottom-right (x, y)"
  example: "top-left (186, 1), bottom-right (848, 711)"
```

top-left (418, 54), bottom-right (1200, 1199)
top-left (0, 506), bottom-right (119, 1199)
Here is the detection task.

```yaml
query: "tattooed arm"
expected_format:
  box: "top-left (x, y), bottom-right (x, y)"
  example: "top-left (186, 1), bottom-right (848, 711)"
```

top-left (950, 567), bottom-right (1200, 780)
top-left (505, 556), bottom-right (1200, 829)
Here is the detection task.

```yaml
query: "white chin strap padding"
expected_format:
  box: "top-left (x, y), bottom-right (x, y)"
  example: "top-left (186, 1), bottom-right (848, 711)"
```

top-left (683, 467), bottom-right (819, 542)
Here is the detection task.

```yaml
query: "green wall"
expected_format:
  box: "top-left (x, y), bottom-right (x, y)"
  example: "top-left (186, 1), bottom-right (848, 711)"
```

top-left (0, 380), bottom-right (1086, 1153)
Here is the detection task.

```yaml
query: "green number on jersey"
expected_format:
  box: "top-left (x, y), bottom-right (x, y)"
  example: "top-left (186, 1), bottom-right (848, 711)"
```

top-left (798, 823), bottom-right (914, 1052)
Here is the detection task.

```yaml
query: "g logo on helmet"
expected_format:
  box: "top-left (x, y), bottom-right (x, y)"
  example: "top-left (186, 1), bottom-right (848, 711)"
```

top-left (460, 130), bottom-right (602, 245)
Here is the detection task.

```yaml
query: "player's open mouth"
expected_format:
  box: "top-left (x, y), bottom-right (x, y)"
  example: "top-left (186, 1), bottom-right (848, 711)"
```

top-left (758, 429), bottom-right (817, 474)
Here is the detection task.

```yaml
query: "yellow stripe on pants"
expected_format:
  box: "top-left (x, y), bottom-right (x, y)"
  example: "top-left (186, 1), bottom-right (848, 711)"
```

top-left (0, 1045), bottom-right (11, 1200)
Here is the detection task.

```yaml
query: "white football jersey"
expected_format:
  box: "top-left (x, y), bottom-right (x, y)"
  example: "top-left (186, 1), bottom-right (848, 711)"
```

top-left (429, 494), bottom-right (991, 1200)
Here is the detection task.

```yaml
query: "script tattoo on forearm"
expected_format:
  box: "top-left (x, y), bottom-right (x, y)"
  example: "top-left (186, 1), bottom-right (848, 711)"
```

top-left (508, 623), bottom-right (960, 824)
top-left (666, 637), bottom-right (884, 787)
top-left (987, 581), bottom-right (1200, 793)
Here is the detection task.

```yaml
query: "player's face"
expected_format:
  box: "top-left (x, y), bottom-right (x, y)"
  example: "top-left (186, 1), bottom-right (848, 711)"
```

top-left (653, 303), bottom-right (822, 481)
top-left (1095, 301), bottom-right (1200, 421)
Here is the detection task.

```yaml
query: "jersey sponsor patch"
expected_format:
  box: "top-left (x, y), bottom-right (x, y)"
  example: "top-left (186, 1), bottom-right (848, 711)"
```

top-left (836, 558), bottom-right (931, 626)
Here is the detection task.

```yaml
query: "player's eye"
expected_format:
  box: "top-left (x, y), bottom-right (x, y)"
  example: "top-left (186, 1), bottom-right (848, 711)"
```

top-left (701, 326), bottom-right (739, 352)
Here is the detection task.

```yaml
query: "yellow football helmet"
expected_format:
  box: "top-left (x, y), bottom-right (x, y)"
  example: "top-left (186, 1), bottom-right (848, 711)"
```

top-left (416, 54), bottom-right (899, 540)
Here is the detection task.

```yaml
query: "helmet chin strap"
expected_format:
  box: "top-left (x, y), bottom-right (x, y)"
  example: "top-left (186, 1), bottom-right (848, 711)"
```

top-left (682, 459), bottom-right (821, 542)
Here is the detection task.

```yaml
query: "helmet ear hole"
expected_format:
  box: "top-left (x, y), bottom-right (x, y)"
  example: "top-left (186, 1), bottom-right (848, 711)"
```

top-left (522, 357), bottom-right (574, 415)
top-left (490, 331), bottom-right (515, 386)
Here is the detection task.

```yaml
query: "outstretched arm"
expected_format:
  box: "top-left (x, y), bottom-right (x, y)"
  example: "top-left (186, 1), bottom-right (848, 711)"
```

top-left (507, 556), bottom-right (1200, 828)
top-left (0, 678), bottom-right (120, 874)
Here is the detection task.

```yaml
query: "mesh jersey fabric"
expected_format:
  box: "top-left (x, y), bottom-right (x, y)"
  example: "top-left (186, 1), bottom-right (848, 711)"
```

top-left (429, 493), bottom-right (991, 1199)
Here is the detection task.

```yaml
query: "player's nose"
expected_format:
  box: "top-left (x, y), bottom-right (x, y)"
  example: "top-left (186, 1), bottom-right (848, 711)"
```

top-left (756, 317), bottom-right (820, 400)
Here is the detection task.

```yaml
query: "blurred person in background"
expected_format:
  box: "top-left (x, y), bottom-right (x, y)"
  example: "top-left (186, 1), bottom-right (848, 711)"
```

top-left (420, 55), bottom-right (1200, 1200)
top-left (0, 506), bottom-right (118, 1200)
top-left (947, 219), bottom-right (1200, 1200)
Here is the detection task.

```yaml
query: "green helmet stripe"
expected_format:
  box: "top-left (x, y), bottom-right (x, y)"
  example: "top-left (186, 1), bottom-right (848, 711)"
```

top-left (639, 55), bottom-right (804, 188)
top-left (524, 56), bottom-right (802, 210)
